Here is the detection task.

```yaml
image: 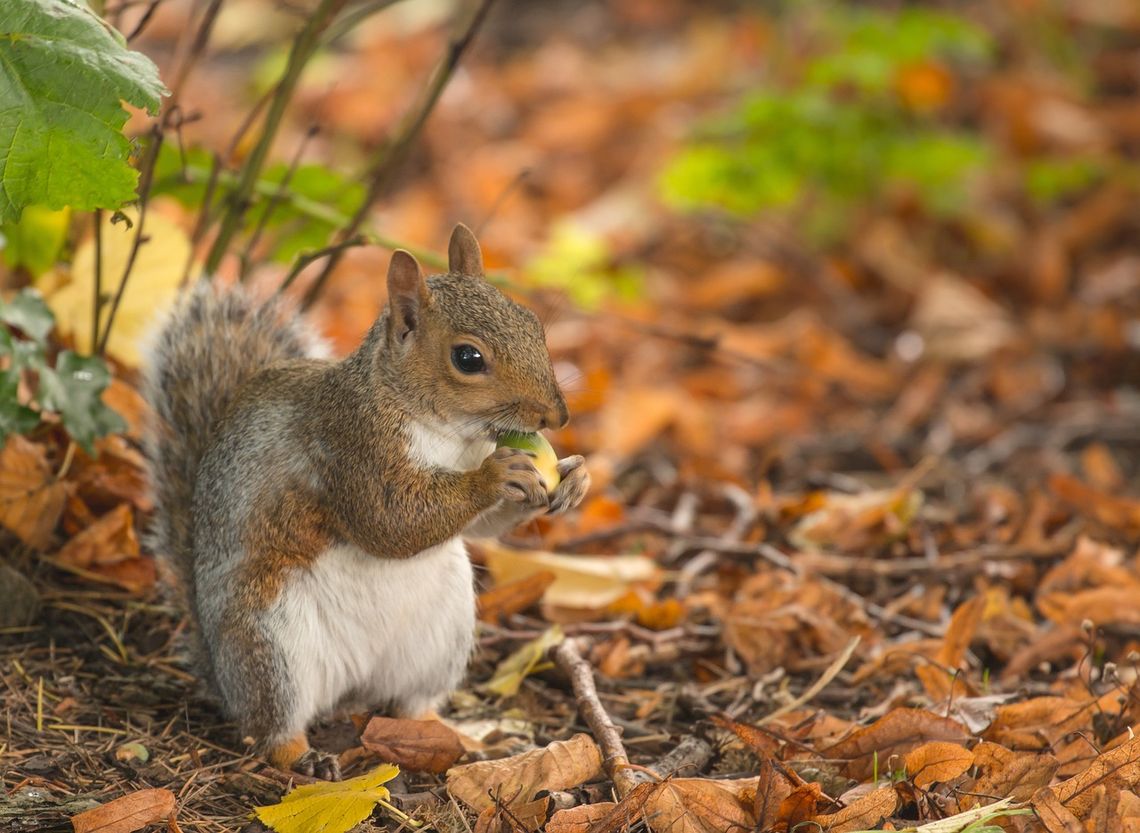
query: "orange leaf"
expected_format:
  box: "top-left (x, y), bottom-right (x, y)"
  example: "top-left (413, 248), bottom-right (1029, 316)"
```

top-left (56, 504), bottom-right (139, 568)
top-left (904, 742), bottom-right (974, 789)
top-left (823, 708), bottom-right (969, 780)
top-left (477, 570), bottom-right (556, 624)
top-left (643, 778), bottom-right (759, 833)
top-left (0, 435), bottom-right (67, 549)
top-left (1054, 735), bottom-right (1140, 817)
top-left (810, 785), bottom-right (898, 833)
top-left (71, 788), bottom-right (176, 833)
top-left (360, 717), bottom-right (465, 774)
top-left (1032, 787), bottom-right (1085, 833)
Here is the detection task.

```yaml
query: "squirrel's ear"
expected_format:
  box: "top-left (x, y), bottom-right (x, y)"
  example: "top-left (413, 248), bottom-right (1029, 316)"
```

top-left (447, 223), bottom-right (484, 277)
top-left (387, 250), bottom-right (427, 344)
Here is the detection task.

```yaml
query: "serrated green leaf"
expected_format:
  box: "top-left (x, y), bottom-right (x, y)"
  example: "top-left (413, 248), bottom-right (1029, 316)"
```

top-left (0, 0), bottom-right (168, 222)
top-left (37, 350), bottom-right (125, 453)
top-left (254, 764), bottom-right (399, 833)
top-left (0, 287), bottom-right (55, 344)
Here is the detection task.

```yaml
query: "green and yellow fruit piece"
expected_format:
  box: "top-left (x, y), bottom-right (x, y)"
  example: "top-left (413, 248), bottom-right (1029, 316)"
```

top-left (496, 431), bottom-right (561, 494)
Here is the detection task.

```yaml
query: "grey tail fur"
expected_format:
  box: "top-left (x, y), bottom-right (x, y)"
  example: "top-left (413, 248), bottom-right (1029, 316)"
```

top-left (142, 281), bottom-right (319, 616)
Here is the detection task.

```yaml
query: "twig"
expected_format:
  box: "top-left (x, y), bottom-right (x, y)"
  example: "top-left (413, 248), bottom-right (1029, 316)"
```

top-left (276, 235), bottom-right (367, 295)
top-left (757, 636), bottom-right (860, 726)
top-left (302, 0), bottom-right (498, 309)
top-left (549, 637), bottom-right (638, 799)
top-left (125, 0), bottom-right (163, 41)
top-left (203, 0), bottom-right (351, 275)
top-left (91, 210), bottom-right (103, 352)
top-left (98, 126), bottom-right (164, 356)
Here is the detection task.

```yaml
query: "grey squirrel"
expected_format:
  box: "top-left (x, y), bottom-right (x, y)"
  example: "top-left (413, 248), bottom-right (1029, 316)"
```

top-left (143, 224), bottom-right (589, 779)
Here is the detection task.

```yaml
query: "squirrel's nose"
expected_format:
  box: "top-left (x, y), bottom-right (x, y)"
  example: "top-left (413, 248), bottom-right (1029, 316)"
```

top-left (540, 397), bottom-right (569, 430)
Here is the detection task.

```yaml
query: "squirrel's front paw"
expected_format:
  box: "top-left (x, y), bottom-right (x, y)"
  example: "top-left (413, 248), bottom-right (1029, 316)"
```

top-left (549, 455), bottom-right (589, 514)
top-left (483, 447), bottom-right (549, 510)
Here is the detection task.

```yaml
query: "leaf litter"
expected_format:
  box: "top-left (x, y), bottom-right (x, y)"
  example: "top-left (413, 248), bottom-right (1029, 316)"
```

top-left (4, 2), bottom-right (1140, 832)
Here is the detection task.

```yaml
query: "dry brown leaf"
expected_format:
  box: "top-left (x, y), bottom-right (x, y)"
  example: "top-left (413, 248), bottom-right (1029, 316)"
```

top-left (710, 714), bottom-right (781, 759)
top-left (643, 778), bottom-right (759, 833)
top-left (1032, 787), bottom-right (1085, 833)
top-left (1049, 473), bottom-right (1140, 534)
top-left (752, 757), bottom-right (794, 830)
top-left (777, 782), bottom-right (825, 830)
top-left (0, 435), bottom-right (67, 549)
top-left (809, 785), bottom-right (898, 833)
top-left (545, 803), bottom-right (617, 833)
top-left (984, 697), bottom-right (1092, 749)
top-left (968, 742), bottom-right (1058, 807)
top-left (360, 716), bottom-right (465, 774)
top-left (1053, 735), bottom-right (1140, 817)
top-left (904, 741), bottom-right (975, 788)
top-left (823, 708), bottom-right (970, 780)
top-left (446, 733), bottom-right (602, 813)
top-left (71, 788), bottom-right (176, 833)
top-left (477, 570), bottom-right (557, 623)
top-left (56, 504), bottom-right (139, 568)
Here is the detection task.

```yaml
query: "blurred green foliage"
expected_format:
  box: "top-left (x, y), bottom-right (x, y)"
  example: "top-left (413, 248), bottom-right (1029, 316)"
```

top-left (661, 5), bottom-right (994, 243)
top-left (0, 289), bottom-right (124, 452)
top-left (526, 222), bottom-right (643, 309)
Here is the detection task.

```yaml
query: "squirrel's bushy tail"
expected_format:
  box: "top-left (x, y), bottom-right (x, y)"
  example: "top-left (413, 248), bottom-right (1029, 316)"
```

top-left (142, 282), bottom-right (320, 612)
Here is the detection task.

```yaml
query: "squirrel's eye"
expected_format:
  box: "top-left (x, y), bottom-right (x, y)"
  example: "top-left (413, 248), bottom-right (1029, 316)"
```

top-left (451, 344), bottom-right (486, 374)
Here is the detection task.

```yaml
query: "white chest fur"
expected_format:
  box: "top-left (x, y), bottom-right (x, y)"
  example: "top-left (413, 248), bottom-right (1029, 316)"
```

top-left (406, 419), bottom-right (495, 472)
top-left (268, 538), bottom-right (475, 726)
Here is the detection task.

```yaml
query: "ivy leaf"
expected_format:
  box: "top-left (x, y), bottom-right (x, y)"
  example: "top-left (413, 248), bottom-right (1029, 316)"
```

top-left (37, 351), bottom-right (125, 453)
top-left (0, 287), bottom-right (55, 345)
top-left (0, 0), bottom-right (168, 222)
top-left (254, 765), bottom-right (400, 833)
top-left (0, 368), bottom-right (40, 441)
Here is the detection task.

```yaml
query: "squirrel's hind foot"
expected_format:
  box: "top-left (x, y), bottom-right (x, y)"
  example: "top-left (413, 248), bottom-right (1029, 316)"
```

top-left (294, 748), bottom-right (342, 781)
top-left (267, 735), bottom-right (342, 781)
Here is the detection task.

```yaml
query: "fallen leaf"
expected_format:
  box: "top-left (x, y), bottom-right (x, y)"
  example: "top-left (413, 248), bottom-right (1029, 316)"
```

top-left (547, 783), bottom-right (656, 833)
top-left (710, 714), bottom-right (781, 759)
top-left (1032, 787), bottom-right (1084, 833)
top-left (447, 733), bottom-right (602, 813)
top-left (254, 764), bottom-right (399, 833)
top-left (481, 624), bottom-right (564, 697)
top-left (823, 708), bottom-right (970, 780)
top-left (968, 742), bottom-right (1058, 806)
top-left (480, 541), bottom-right (662, 610)
top-left (1053, 734), bottom-right (1140, 817)
top-left (478, 570), bottom-right (557, 623)
top-left (1049, 473), bottom-right (1140, 535)
top-left (0, 435), bottom-right (67, 549)
top-left (360, 717), bottom-right (465, 774)
top-left (643, 777), bottom-right (759, 833)
top-left (809, 784), bottom-right (898, 833)
top-left (71, 788), bottom-right (176, 833)
top-left (56, 504), bottom-right (139, 568)
top-left (789, 487), bottom-right (923, 553)
top-left (904, 742), bottom-right (975, 788)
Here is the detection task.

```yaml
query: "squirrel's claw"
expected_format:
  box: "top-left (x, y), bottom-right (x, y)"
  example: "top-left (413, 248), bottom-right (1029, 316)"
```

top-left (294, 748), bottom-right (342, 781)
top-left (549, 456), bottom-right (589, 515)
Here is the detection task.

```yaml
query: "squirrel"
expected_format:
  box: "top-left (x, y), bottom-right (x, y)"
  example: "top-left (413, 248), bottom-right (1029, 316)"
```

top-left (142, 224), bottom-right (589, 780)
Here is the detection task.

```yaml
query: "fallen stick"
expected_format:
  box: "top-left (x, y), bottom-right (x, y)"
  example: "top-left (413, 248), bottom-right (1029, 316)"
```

top-left (549, 637), bottom-right (639, 799)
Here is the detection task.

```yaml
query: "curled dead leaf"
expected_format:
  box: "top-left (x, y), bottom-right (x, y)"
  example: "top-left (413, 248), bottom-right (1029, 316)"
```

top-left (904, 741), bottom-right (975, 789)
top-left (809, 784), bottom-right (898, 833)
top-left (446, 733), bottom-right (602, 814)
top-left (823, 708), bottom-right (970, 780)
top-left (0, 435), bottom-right (67, 549)
top-left (360, 716), bottom-right (465, 774)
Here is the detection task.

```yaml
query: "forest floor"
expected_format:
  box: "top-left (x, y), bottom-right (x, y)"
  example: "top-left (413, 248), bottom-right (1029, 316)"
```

top-left (4, 1), bottom-right (1140, 832)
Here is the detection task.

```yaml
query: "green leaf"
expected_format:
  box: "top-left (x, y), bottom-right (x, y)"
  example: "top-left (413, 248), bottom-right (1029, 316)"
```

top-left (0, 368), bottom-right (40, 440)
top-left (37, 350), bottom-right (125, 453)
top-left (0, 205), bottom-right (71, 275)
top-left (0, 0), bottom-right (168, 222)
top-left (0, 287), bottom-right (55, 344)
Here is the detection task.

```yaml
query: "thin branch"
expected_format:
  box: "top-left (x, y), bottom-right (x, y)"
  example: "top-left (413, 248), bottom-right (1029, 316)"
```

top-left (125, 0), bottom-right (163, 42)
top-left (203, 0), bottom-right (351, 275)
top-left (301, 0), bottom-right (498, 309)
top-left (549, 637), bottom-right (639, 799)
top-left (91, 210), bottom-right (103, 353)
top-left (98, 126), bottom-right (165, 356)
top-left (277, 235), bottom-right (367, 295)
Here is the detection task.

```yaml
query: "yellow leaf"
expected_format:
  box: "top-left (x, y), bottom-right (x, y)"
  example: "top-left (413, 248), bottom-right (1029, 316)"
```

top-left (44, 206), bottom-right (191, 366)
top-left (480, 540), bottom-right (662, 610)
top-left (253, 764), bottom-right (399, 833)
top-left (482, 624), bottom-right (564, 697)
